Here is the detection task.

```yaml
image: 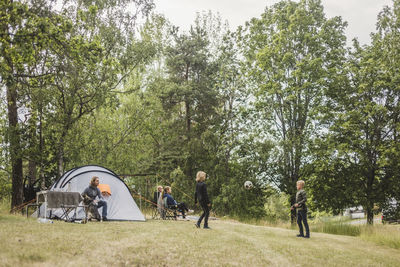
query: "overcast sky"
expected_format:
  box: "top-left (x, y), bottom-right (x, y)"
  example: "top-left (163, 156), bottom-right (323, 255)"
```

top-left (152, 0), bottom-right (393, 45)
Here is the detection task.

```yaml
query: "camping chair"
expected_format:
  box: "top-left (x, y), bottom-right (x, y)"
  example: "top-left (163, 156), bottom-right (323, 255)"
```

top-left (160, 197), bottom-right (177, 220)
top-left (151, 202), bottom-right (161, 219)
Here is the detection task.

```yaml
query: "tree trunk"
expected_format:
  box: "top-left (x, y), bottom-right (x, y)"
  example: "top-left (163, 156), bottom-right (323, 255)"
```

top-left (28, 160), bottom-right (36, 186)
top-left (366, 206), bottom-right (374, 225)
top-left (6, 83), bottom-right (24, 210)
top-left (2, 6), bottom-right (24, 210)
top-left (185, 100), bottom-right (193, 178)
top-left (58, 142), bottom-right (64, 179)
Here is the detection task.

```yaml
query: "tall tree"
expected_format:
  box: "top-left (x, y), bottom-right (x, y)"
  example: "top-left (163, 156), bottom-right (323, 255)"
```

top-left (311, 1), bottom-right (400, 224)
top-left (0, 0), bottom-right (70, 208)
top-left (240, 0), bottom-right (347, 221)
top-left (0, 0), bottom-right (154, 208)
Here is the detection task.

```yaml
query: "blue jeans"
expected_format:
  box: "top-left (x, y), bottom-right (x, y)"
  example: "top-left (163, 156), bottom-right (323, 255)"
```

top-left (97, 200), bottom-right (108, 218)
top-left (297, 209), bottom-right (309, 236)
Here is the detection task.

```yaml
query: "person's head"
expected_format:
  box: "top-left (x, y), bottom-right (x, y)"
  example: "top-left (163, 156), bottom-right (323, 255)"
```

top-left (196, 171), bottom-right (206, 182)
top-left (157, 185), bottom-right (163, 192)
top-left (164, 186), bottom-right (171, 194)
top-left (90, 176), bottom-right (99, 187)
top-left (296, 180), bottom-right (305, 190)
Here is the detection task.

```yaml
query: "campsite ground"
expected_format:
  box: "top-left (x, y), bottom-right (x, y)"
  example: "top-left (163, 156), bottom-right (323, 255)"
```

top-left (1, 212), bottom-right (400, 266)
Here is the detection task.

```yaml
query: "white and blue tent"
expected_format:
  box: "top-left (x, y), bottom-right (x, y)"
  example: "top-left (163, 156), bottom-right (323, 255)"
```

top-left (35, 165), bottom-right (145, 221)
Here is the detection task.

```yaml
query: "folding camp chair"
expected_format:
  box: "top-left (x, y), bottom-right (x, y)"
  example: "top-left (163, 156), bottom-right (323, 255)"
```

top-left (160, 197), bottom-right (177, 220)
top-left (151, 202), bottom-right (161, 219)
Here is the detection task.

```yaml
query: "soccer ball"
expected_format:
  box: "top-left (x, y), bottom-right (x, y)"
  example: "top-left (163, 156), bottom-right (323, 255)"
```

top-left (244, 181), bottom-right (253, 189)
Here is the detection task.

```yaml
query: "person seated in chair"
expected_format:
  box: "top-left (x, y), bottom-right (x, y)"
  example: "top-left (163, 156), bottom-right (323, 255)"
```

top-left (163, 186), bottom-right (189, 218)
top-left (153, 185), bottom-right (163, 205)
top-left (82, 176), bottom-right (108, 221)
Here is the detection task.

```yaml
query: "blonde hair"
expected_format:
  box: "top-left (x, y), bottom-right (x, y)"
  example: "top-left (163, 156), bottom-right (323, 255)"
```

top-left (196, 171), bottom-right (206, 182)
top-left (297, 180), bottom-right (305, 188)
top-left (90, 176), bottom-right (99, 187)
top-left (164, 186), bottom-right (171, 194)
top-left (157, 185), bottom-right (163, 191)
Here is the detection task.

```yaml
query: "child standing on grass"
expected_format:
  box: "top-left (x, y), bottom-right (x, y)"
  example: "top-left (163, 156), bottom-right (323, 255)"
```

top-left (195, 171), bottom-right (211, 229)
top-left (292, 180), bottom-right (310, 238)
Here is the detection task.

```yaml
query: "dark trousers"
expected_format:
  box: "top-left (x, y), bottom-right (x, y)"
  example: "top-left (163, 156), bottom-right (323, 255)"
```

top-left (177, 202), bottom-right (188, 217)
top-left (297, 209), bottom-right (309, 236)
top-left (170, 202), bottom-right (188, 218)
top-left (97, 200), bottom-right (108, 218)
top-left (197, 202), bottom-right (210, 227)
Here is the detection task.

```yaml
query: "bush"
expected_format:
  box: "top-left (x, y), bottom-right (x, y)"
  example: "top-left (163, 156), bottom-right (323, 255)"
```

top-left (264, 193), bottom-right (290, 223)
top-left (0, 172), bottom-right (11, 201)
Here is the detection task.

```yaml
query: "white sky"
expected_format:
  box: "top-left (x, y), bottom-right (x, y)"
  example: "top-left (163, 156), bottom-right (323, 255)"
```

top-left (152, 0), bottom-right (393, 45)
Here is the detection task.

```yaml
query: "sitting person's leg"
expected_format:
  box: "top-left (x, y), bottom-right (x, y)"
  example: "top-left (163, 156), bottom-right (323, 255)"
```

top-left (177, 202), bottom-right (188, 218)
top-left (97, 200), bottom-right (108, 220)
top-left (178, 202), bottom-right (188, 212)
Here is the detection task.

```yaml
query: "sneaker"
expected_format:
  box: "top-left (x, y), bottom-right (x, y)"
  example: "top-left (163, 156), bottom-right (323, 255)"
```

top-left (304, 235), bottom-right (310, 238)
top-left (296, 234), bottom-right (304, 237)
top-left (102, 217), bottom-right (108, 221)
top-left (203, 226), bottom-right (211, 229)
top-left (195, 223), bottom-right (200, 228)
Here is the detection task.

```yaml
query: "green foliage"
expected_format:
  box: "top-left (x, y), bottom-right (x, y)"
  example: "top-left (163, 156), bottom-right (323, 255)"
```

top-left (0, 172), bottom-right (11, 201)
top-left (213, 178), bottom-right (267, 219)
top-left (2, 0), bottom-right (400, 221)
top-left (264, 192), bottom-right (291, 222)
top-left (309, 1), bottom-right (400, 223)
top-left (239, 0), bottom-right (348, 214)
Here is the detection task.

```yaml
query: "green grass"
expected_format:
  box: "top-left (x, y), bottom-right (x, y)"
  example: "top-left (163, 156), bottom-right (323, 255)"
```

top-left (360, 225), bottom-right (400, 249)
top-left (311, 218), bottom-right (361, 236)
top-left (1, 211), bottom-right (400, 266)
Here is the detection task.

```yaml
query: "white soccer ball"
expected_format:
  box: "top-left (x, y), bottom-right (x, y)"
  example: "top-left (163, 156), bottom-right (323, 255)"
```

top-left (244, 181), bottom-right (253, 189)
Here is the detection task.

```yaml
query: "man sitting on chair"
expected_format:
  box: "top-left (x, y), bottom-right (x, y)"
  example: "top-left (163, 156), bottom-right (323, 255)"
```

top-left (163, 186), bottom-right (189, 219)
top-left (82, 176), bottom-right (108, 221)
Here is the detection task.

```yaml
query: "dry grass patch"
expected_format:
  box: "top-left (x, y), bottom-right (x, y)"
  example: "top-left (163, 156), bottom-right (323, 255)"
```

top-left (1, 213), bottom-right (400, 266)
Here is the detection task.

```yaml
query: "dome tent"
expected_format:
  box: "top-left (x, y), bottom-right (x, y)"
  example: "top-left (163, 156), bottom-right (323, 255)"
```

top-left (35, 165), bottom-right (145, 221)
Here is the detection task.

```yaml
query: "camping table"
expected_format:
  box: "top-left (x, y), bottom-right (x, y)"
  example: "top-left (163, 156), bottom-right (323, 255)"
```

top-left (36, 191), bottom-right (86, 221)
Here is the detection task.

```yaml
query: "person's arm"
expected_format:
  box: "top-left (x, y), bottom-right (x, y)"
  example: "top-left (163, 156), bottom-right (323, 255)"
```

top-left (82, 187), bottom-right (88, 196)
top-left (297, 191), bottom-right (307, 206)
top-left (97, 188), bottom-right (104, 200)
top-left (82, 187), bottom-right (91, 199)
top-left (167, 195), bottom-right (176, 206)
top-left (172, 196), bottom-right (177, 206)
top-left (194, 187), bottom-right (198, 204)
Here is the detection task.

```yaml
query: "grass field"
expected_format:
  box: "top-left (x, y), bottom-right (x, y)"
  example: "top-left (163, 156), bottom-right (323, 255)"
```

top-left (1, 212), bottom-right (400, 267)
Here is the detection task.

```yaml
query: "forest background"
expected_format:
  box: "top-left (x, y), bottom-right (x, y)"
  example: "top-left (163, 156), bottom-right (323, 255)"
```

top-left (1, 0), bottom-right (400, 225)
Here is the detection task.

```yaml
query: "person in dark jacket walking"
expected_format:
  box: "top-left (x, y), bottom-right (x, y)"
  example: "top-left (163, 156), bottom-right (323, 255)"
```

top-left (195, 171), bottom-right (211, 229)
top-left (291, 180), bottom-right (310, 238)
top-left (82, 176), bottom-right (108, 221)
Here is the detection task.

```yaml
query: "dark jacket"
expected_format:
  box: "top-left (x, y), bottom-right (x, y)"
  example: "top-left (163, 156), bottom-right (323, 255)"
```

top-left (82, 185), bottom-right (103, 200)
top-left (153, 191), bottom-right (162, 204)
top-left (164, 193), bottom-right (177, 206)
top-left (195, 182), bottom-right (210, 205)
top-left (295, 189), bottom-right (307, 211)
